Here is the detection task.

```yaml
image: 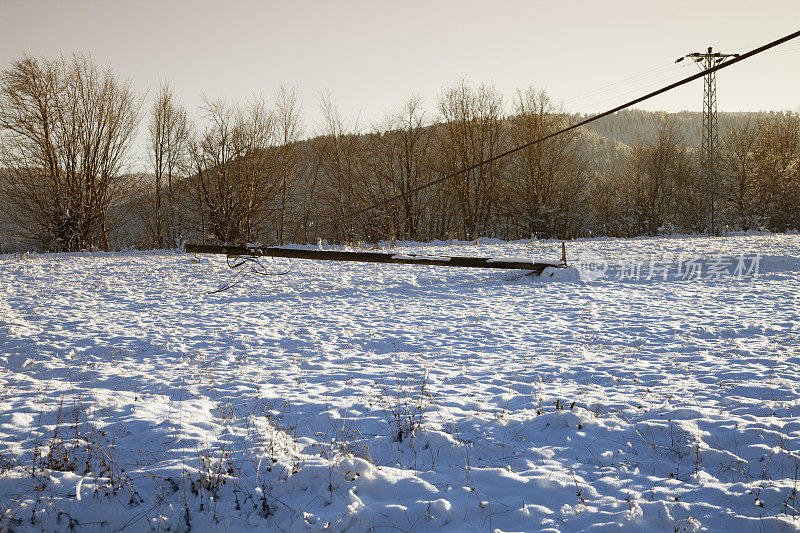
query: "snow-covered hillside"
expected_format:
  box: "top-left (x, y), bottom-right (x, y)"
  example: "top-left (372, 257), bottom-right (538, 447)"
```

top-left (1, 234), bottom-right (799, 532)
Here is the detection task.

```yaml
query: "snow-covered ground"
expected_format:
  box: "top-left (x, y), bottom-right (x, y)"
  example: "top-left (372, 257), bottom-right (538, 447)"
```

top-left (1, 234), bottom-right (799, 532)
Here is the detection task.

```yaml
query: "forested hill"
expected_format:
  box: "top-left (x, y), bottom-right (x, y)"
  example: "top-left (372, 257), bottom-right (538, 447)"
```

top-left (564, 109), bottom-right (783, 175)
top-left (579, 109), bottom-right (773, 148)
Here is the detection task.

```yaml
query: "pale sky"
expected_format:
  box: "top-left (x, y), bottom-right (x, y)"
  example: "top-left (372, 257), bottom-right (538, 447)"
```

top-left (1, 0), bottom-right (799, 169)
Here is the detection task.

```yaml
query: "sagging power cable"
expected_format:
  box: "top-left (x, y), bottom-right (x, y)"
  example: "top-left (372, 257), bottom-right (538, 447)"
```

top-left (321, 29), bottom-right (800, 232)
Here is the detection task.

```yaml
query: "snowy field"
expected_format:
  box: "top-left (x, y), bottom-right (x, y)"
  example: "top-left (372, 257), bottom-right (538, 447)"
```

top-left (1, 234), bottom-right (799, 532)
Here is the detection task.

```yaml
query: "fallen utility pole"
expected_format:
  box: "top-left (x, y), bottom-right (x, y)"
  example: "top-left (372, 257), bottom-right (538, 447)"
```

top-left (185, 243), bottom-right (566, 276)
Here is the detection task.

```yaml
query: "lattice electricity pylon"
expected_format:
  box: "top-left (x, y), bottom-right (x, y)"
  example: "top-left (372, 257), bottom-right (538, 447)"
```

top-left (676, 47), bottom-right (739, 234)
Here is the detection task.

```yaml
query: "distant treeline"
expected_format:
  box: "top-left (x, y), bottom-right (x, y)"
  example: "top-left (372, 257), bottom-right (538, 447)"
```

top-left (1, 55), bottom-right (798, 252)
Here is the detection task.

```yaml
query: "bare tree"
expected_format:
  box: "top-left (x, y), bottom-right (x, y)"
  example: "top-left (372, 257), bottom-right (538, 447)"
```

top-left (588, 118), bottom-right (695, 236)
top-left (190, 98), bottom-right (234, 243)
top-left (274, 85), bottom-right (303, 244)
top-left (589, 163), bottom-right (629, 236)
top-left (363, 96), bottom-right (433, 240)
top-left (296, 136), bottom-right (326, 242)
top-left (720, 118), bottom-right (760, 229)
top-left (315, 93), bottom-right (365, 242)
top-left (436, 80), bottom-right (505, 240)
top-left (0, 55), bottom-right (139, 251)
top-left (752, 112), bottom-right (800, 231)
top-left (625, 118), bottom-right (692, 234)
top-left (147, 83), bottom-right (189, 247)
top-left (190, 96), bottom-right (278, 244)
top-left (500, 88), bottom-right (588, 239)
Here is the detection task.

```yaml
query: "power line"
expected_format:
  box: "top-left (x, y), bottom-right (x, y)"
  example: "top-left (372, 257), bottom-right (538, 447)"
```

top-left (320, 29), bottom-right (800, 233)
top-left (567, 68), bottom-right (698, 113)
top-left (559, 62), bottom-right (684, 107)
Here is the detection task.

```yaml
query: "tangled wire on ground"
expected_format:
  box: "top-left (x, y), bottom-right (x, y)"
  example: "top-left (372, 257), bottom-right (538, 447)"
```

top-left (207, 255), bottom-right (292, 294)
